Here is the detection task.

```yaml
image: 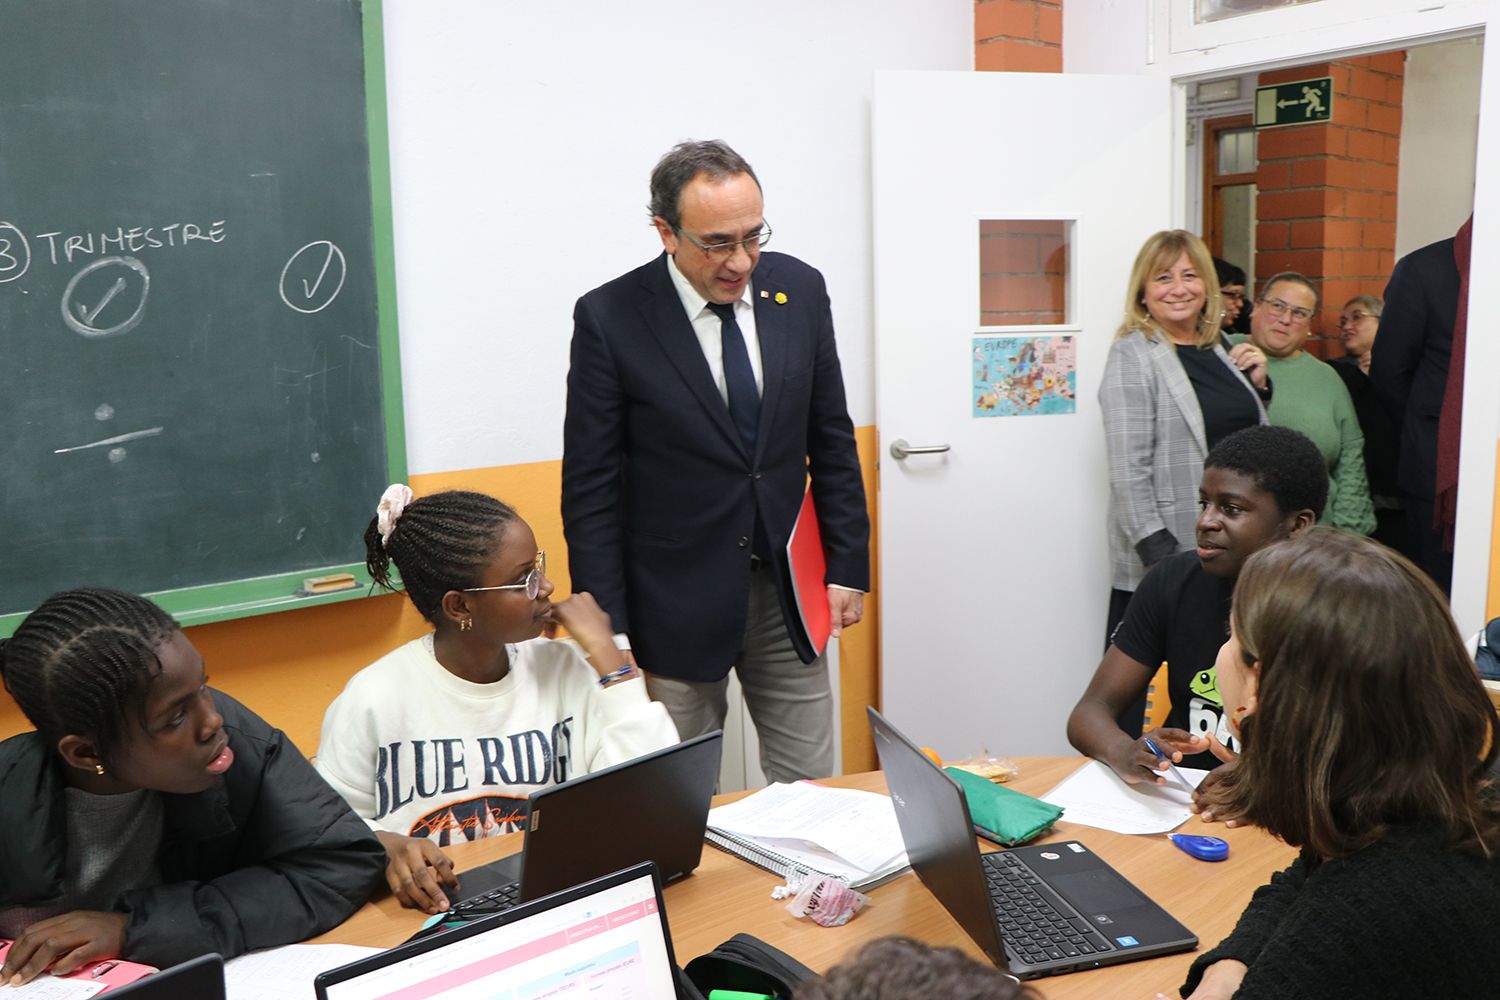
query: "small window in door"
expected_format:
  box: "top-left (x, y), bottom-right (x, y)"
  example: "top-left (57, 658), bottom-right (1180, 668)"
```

top-left (978, 219), bottom-right (1072, 328)
top-left (1196, 0), bottom-right (1322, 23)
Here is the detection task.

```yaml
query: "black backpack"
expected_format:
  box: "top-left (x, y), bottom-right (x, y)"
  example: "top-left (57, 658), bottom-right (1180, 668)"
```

top-left (676, 933), bottom-right (818, 999)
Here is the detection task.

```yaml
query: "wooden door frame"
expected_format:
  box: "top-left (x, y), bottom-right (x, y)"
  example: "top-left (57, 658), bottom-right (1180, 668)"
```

top-left (1201, 113), bottom-right (1255, 259)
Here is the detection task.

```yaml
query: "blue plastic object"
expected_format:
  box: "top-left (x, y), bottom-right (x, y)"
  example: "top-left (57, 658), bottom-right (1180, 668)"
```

top-left (1169, 833), bottom-right (1229, 862)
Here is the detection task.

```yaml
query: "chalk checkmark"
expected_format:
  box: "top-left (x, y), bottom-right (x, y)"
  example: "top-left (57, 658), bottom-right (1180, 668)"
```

top-left (77, 277), bottom-right (127, 324)
top-left (302, 244), bottom-right (335, 300)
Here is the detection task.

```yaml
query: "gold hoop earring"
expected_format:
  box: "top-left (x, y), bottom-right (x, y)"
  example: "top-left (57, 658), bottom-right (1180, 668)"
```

top-left (95, 764), bottom-right (106, 776)
top-left (459, 617), bottom-right (473, 632)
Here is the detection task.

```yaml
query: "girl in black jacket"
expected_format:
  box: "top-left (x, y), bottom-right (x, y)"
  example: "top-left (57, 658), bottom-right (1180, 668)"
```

top-left (0, 588), bottom-right (386, 985)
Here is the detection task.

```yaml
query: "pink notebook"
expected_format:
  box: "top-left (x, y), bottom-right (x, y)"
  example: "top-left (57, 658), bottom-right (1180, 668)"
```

top-left (0, 940), bottom-right (157, 993)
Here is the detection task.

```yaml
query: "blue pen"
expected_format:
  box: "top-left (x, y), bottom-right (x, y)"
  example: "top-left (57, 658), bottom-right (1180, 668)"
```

top-left (1142, 738), bottom-right (1196, 793)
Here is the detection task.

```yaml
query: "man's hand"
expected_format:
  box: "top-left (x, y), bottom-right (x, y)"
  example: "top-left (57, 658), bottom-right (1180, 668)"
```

top-left (2, 910), bottom-right (128, 985)
top-left (375, 830), bottom-right (459, 915)
top-left (827, 588), bottom-right (864, 638)
top-left (1102, 727), bottom-right (1207, 786)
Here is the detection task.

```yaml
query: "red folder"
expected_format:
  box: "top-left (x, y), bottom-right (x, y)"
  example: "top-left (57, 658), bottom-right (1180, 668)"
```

top-left (786, 487), bottom-right (831, 656)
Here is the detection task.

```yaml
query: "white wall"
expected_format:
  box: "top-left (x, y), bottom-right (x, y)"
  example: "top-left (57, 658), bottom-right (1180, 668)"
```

top-left (379, 0), bottom-right (973, 475)
top-left (1396, 36), bottom-right (1483, 258)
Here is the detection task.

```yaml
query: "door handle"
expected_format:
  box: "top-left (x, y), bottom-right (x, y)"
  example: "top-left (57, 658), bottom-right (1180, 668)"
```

top-left (889, 438), bottom-right (951, 460)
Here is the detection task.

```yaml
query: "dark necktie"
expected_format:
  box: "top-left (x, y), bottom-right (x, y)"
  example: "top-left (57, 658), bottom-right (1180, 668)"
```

top-left (708, 301), bottom-right (760, 457)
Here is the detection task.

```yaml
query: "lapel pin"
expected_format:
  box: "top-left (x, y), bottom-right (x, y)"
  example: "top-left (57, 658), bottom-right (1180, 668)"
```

top-left (774, 291), bottom-right (788, 304)
top-left (759, 290), bottom-right (769, 298)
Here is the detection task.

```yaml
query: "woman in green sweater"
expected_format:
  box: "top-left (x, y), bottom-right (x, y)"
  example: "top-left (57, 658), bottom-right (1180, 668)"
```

top-left (1240, 273), bottom-right (1376, 535)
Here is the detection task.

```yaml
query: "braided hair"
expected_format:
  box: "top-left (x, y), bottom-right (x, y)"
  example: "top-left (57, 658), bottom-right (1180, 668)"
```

top-left (0, 588), bottom-right (178, 761)
top-left (364, 490), bottom-right (519, 623)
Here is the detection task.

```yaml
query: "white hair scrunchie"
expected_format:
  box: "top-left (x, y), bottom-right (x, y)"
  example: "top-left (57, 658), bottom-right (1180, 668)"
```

top-left (376, 484), bottom-right (415, 548)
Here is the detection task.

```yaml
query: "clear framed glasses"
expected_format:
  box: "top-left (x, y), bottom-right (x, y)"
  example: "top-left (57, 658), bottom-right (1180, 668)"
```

top-left (677, 222), bottom-right (772, 261)
top-left (1259, 296), bottom-right (1315, 324)
top-left (463, 551), bottom-right (546, 600)
top-left (1339, 310), bottom-right (1375, 327)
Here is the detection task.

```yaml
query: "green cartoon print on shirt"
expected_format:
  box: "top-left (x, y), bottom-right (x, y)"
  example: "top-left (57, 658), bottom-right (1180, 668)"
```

top-left (1187, 664), bottom-right (1238, 752)
top-left (1190, 669), bottom-right (1222, 707)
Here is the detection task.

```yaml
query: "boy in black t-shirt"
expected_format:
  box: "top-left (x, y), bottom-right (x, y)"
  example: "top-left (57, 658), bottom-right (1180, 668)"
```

top-left (1067, 425), bottom-right (1328, 779)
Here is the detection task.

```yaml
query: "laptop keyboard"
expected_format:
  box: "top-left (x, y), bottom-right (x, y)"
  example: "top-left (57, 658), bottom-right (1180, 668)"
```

top-left (984, 852), bottom-right (1115, 966)
top-left (450, 881), bottom-right (521, 914)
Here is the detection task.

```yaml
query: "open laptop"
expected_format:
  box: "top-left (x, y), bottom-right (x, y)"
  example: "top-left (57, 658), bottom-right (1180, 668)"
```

top-left (441, 731), bottom-right (722, 917)
top-left (110, 954), bottom-right (225, 999)
top-left (867, 708), bottom-right (1196, 980)
top-left (316, 862), bottom-right (679, 999)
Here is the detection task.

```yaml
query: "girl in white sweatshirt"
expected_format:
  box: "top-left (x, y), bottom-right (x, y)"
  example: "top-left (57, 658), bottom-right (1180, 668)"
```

top-left (316, 486), bottom-right (678, 914)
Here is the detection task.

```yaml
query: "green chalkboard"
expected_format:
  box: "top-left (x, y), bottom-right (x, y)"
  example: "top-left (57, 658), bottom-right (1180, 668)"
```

top-left (0, 0), bottom-right (405, 634)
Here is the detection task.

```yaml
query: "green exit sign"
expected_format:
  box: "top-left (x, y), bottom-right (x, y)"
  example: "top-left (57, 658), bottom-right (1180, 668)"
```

top-left (1254, 77), bottom-right (1333, 128)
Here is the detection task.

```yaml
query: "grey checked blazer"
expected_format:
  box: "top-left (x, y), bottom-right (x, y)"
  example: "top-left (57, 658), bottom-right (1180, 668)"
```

top-left (1099, 329), bottom-right (1268, 591)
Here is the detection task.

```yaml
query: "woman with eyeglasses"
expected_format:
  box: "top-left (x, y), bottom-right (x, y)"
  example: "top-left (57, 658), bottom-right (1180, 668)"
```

top-left (1330, 296), bottom-right (1406, 553)
top-left (1213, 256), bottom-right (1251, 335)
top-left (1239, 273), bottom-right (1376, 536)
top-left (1099, 231), bottom-right (1269, 668)
top-left (315, 486), bottom-right (678, 915)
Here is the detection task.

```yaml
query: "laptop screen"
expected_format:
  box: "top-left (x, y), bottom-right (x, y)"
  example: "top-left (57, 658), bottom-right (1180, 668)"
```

top-left (320, 869), bottom-right (677, 999)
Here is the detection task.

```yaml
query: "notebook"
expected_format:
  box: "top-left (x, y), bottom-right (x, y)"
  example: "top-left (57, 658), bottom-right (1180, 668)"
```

top-left (868, 708), bottom-right (1197, 980)
top-left (440, 731), bottom-right (722, 919)
top-left (705, 780), bottom-right (911, 890)
top-left (316, 863), bottom-right (678, 1000)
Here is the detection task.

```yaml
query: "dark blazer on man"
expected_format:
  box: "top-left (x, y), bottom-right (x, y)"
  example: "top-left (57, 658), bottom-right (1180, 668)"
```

top-left (562, 251), bottom-right (869, 683)
top-left (1369, 237), bottom-right (1458, 502)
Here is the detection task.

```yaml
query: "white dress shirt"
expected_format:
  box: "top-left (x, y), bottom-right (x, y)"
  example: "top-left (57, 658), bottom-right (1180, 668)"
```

top-left (665, 251), bottom-right (763, 401)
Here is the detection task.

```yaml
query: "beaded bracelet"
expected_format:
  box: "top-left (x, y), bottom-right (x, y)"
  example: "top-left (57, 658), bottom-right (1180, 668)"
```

top-left (597, 664), bottom-right (636, 688)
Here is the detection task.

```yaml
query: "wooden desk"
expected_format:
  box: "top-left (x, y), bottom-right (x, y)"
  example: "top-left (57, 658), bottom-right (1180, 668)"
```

top-left (313, 757), bottom-right (1296, 998)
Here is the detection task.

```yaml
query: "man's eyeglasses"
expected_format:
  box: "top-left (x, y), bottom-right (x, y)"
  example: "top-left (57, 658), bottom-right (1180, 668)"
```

top-left (677, 223), bottom-right (772, 261)
top-left (1259, 296), bottom-right (1315, 324)
top-left (463, 551), bottom-right (546, 600)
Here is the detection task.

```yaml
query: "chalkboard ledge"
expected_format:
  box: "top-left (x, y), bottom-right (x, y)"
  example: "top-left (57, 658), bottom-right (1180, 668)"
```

top-left (0, 564), bottom-right (404, 637)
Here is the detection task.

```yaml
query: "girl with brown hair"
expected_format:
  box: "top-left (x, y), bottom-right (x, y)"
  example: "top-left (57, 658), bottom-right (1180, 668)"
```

top-left (1173, 528), bottom-right (1500, 999)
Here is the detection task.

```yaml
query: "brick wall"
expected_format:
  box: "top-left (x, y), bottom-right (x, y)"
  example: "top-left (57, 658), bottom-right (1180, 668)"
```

top-left (1255, 53), bottom-right (1404, 358)
top-left (975, 0), bottom-right (1062, 73)
top-left (976, 2), bottom-right (1064, 325)
top-left (980, 220), bottom-right (1068, 325)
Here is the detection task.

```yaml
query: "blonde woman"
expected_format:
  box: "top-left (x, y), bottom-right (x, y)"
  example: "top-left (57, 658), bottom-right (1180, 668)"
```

top-left (1098, 231), bottom-right (1270, 665)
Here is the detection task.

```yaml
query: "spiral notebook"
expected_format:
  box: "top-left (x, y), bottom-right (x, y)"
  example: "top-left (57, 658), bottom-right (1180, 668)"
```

top-left (705, 781), bottom-right (911, 891)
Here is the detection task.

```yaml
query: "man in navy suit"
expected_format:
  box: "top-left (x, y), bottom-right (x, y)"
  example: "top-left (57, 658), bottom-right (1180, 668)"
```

top-left (1369, 227), bottom-right (1463, 595)
top-left (562, 140), bottom-right (869, 781)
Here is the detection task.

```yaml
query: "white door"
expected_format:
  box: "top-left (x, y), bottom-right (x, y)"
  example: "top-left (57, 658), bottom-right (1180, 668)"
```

top-left (874, 71), bottom-right (1172, 759)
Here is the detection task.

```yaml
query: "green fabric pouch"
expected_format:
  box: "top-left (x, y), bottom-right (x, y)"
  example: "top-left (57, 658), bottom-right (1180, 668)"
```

top-left (944, 766), bottom-right (1063, 847)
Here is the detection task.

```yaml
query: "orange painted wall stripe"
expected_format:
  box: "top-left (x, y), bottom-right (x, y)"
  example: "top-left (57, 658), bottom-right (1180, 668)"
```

top-left (0, 427), bottom-right (883, 772)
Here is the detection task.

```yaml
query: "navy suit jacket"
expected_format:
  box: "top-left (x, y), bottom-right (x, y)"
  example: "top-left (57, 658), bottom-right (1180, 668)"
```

top-left (1369, 237), bottom-right (1459, 502)
top-left (561, 251), bottom-right (870, 682)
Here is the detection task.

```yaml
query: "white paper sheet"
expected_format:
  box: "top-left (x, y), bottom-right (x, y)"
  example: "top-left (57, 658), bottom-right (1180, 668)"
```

top-left (1041, 759), bottom-right (1209, 835)
top-left (707, 781), bottom-right (909, 875)
top-left (225, 943), bottom-right (382, 1000)
top-left (6, 978), bottom-right (105, 1000)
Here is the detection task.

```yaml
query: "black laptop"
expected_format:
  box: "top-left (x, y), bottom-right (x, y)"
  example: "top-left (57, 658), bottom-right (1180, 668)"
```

top-left (867, 708), bottom-right (1196, 980)
top-left (440, 731), bottom-right (722, 918)
top-left (317, 863), bottom-right (680, 999)
top-left (110, 954), bottom-right (225, 999)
